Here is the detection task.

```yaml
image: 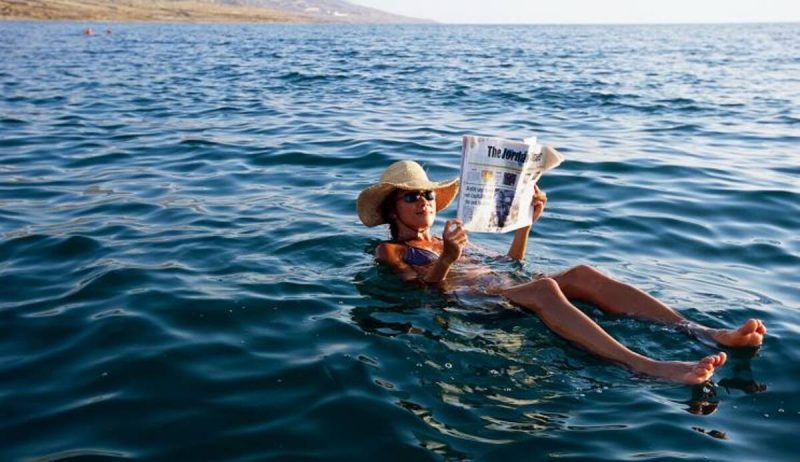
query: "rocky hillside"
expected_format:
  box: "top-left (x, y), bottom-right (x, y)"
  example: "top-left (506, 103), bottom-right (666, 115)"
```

top-left (0, 0), bottom-right (428, 23)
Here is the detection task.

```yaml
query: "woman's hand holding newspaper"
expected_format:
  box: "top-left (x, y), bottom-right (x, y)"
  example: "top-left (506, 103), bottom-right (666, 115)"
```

top-left (532, 184), bottom-right (547, 224)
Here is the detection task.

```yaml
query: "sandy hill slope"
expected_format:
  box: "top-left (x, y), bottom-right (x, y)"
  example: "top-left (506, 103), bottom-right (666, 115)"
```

top-left (0, 0), bottom-right (428, 23)
top-left (0, 0), bottom-right (299, 22)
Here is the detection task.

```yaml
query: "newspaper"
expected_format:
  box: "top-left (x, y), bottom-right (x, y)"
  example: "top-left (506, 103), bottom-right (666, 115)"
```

top-left (456, 135), bottom-right (563, 233)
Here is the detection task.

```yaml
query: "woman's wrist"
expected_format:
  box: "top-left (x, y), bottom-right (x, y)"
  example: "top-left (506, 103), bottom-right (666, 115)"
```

top-left (439, 253), bottom-right (457, 265)
top-left (507, 225), bottom-right (531, 260)
top-left (423, 257), bottom-right (453, 283)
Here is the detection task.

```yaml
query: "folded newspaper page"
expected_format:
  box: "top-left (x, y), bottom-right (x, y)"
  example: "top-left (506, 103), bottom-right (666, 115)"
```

top-left (456, 135), bottom-right (563, 233)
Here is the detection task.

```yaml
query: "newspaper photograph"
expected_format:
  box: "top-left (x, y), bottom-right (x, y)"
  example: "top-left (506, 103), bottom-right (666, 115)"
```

top-left (456, 135), bottom-right (563, 233)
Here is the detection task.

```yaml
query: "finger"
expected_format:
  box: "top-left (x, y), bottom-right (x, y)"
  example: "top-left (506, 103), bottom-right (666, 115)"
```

top-left (447, 224), bottom-right (462, 235)
top-left (446, 220), bottom-right (464, 234)
top-left (444, 220), bottom-right (458, 235)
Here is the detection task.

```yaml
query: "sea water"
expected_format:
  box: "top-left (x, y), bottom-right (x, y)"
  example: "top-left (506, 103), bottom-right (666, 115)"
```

top-left (1, 21), bottom-right (799, 461)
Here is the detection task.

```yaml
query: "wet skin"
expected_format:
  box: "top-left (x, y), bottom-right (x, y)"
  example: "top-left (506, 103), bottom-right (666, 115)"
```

top-left (375, 186), bottom-right (765, 384)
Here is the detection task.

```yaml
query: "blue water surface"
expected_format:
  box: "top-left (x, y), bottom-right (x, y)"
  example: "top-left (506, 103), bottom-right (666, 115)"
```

top-left (1, 21), bottom-right (799, 461)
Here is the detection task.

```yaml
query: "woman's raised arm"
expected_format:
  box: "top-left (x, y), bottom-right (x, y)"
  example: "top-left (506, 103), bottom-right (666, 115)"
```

top-left (507, 185), bottom-right (547, 261)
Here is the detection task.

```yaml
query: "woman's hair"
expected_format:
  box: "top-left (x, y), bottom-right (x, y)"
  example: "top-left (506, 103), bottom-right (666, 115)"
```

top-left (380, 190), bottom-right (399, 241)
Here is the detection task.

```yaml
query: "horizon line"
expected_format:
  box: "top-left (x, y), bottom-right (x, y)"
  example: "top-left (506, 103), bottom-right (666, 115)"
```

top-left (2, 17), bottom-right (798, 26)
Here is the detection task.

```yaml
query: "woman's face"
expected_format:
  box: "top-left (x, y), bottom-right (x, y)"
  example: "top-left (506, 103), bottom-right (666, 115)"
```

top-left (393, 189), bottom-right (436, 230)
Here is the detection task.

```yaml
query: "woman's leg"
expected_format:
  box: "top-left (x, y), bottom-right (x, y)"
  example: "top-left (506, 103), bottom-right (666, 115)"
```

top-left (552, 265), bottom-right (766, 347)
top-left (501, 278), bottom-right (726, 384)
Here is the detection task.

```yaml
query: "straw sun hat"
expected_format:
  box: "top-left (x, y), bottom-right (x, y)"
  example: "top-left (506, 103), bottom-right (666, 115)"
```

top-left (357, 160), bottom-right (460, 227)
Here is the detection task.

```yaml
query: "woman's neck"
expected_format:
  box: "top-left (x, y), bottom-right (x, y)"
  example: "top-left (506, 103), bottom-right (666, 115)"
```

top-left (395, 224), bottom-right (433, 243)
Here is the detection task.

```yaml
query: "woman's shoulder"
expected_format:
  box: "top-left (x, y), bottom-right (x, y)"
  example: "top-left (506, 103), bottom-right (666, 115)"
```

top-left (375, 241), bottom-right (407, 261)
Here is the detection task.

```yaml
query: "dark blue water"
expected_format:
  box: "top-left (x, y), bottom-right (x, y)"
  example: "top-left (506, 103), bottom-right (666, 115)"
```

top-left (1, 21), bottom-right (799, 461)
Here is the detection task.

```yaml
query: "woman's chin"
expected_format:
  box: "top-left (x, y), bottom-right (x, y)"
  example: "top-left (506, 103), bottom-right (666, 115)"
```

top-left (412, 219), bottom-right (434, 230)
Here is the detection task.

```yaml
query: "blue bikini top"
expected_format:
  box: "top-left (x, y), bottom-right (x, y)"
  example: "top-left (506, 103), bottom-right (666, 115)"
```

top-left (404, 246), bottom-right (440, 266)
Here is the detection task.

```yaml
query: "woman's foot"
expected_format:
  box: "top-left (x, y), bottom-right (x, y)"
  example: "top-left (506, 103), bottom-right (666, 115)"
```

top-left (644, 352), bottom-right (727, 384)
top-left (708, 319), bottom-right (767, 348)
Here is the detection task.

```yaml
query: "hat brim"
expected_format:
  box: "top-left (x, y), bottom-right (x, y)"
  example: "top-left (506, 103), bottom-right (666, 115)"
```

top-left (357, 177), bottom-right (459, 227)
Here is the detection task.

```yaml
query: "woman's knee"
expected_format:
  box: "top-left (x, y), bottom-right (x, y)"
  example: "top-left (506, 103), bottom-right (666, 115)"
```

top-left (529, 277), bottom-right (562, 294)
top-left (502, 277), bottom-right (561, 306)
top-left (557, 264), bottom-right (603, 286)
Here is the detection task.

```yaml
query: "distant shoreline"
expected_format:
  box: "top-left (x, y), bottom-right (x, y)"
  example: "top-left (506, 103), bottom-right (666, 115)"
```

top-left (0, 17), bottom-right (315, 24)
top-left (0, 17), bottom-right (430, 25)
top-left (0, 0), bottom-right (430, 24)
top-left (1, 17), bottom-right (793, 26)
top-left (0, 1), bottom-right (302, 24)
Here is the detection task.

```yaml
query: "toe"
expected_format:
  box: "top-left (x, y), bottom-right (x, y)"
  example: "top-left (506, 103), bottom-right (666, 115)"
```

top-left (696, 367), bottom-right (712, 381)
top-left (742, 319), bottom-right (759, 334)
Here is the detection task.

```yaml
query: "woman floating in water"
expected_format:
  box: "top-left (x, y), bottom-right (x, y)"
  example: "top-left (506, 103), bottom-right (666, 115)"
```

top-left (357, 159), bottom-right (766, 384)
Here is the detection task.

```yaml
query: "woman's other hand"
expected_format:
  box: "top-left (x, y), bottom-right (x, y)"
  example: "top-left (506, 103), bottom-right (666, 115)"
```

top-left (507, 184), bottom-right (546, 261)
top-left (532, 184), bottom-right (547, 224)
top-left (442, 219), bottom-right (468, 264)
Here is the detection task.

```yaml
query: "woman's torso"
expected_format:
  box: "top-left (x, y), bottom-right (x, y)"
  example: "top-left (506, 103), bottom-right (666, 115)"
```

top-left (395, 239), bottom-right (516, 294)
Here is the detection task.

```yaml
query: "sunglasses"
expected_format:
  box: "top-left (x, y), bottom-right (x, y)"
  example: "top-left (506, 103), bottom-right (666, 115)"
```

top-left (398, 190), bottom-right (436, 203)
